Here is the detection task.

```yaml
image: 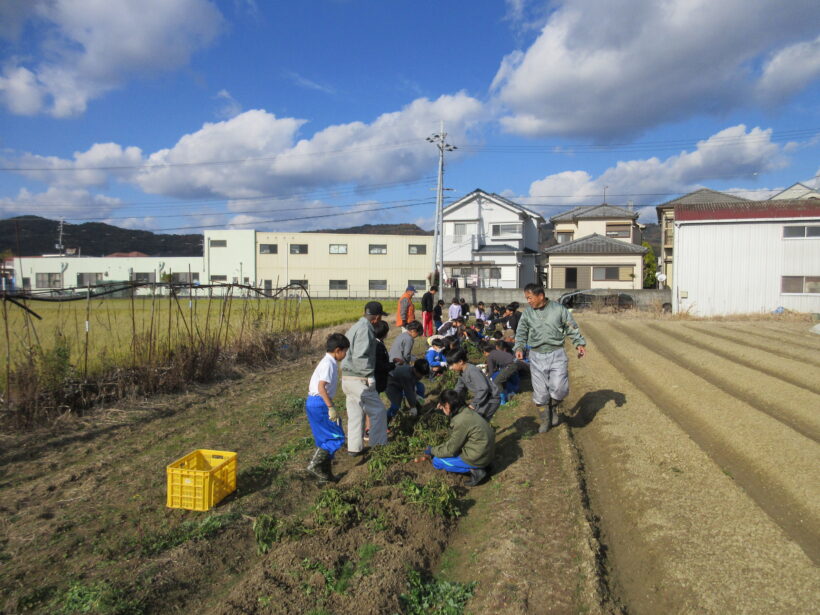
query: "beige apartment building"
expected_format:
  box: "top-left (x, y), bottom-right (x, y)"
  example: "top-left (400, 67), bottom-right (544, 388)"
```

top-left (255, 232), bottom-right (434, 297)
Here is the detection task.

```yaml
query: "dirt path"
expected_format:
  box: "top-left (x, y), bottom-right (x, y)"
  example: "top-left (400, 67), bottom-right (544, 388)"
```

top-left (574, 315), bottom-right (820, 614)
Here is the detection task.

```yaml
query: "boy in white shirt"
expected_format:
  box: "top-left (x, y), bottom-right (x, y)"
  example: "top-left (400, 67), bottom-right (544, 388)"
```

top-left (306, 333), bottom-right (350, 482)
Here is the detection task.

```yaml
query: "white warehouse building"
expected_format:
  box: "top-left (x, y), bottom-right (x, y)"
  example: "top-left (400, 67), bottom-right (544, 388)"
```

top-left (673, 200), bottom-right (820, 316)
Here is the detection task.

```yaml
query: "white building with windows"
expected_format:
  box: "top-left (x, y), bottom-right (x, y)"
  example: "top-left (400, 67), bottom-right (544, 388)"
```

top-left (254, 231), bottom-right (433, 297)
top-left (203, 229), bottom-right (256, 287)
top-left (441, 189), bottom-right (546, 289)
top-left (673, 200), bottom-right (820, 316)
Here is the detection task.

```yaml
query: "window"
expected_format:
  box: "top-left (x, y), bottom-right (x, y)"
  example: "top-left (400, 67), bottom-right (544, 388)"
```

top-left (451, 267), bottom-right (474, 277)
top-left (290, 244), bottom-right (308, 254)
top-left (369, 279), bottom-right (387, 291)
top-left (479, 267), bottom-right (502, 279)
top-left (369, 244), bottom-right (387, 255)
top-left (329, 244), bottom-right (348, 254)
top-left (133, 272), bottom-right (156, 283)
top-left (22, 277), bottom-right (30, 290)
top-left (408, 244), bottom-right (427, 255)
top-left (408, 280), bottom-right (426, 290)
top-left (171, 272), bottom-right (199, 284)
top-left (557, 232), bottom-right (574, 243)
top-left (209, 239), bottom-right (227, 248)
top-left (210, 275), bottom-right (227, 282)
top-left (76, 272), bottom-right (103, 286)
top-left (606, 224), bottom-right (631, 238)
top-left (593, 267), bottom-right (620, 281)
top-left (35, 272), bottom-right (62, 288)
top-left (259, 244), bottom-right (278, 254)
top-left (491, 223), bottom-right (522, 237)
top-left (783, 226), bottom-right (820, 238)
top-left (263, 280), bottom-right (272, 291)
top-left (329, 280), bottom-right (348, 290)
top-left (290, 279), bottom-right (308, 288)
top-left (781, 276), bottom-right (820, 293)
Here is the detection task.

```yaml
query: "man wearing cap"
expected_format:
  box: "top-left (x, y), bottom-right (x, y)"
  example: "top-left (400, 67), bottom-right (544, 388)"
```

top-left (396, 286), bottom-right (417, 331)
top-left (342, 301), bottom-right (390, 454)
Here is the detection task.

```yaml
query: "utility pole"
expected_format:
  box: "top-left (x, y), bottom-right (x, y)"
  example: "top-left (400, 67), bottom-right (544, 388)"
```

top-left (427, 121), bottom-right (456, 287)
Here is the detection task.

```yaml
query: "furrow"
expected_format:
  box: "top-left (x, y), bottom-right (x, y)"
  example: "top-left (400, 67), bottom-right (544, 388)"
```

top-left (681, 324), bottom-right (820, 368)
top-left (697, 322), bottom-right (820, 354)
top-left (647, 322), bottom-right (820, 396)
top-left (617, 322), bottom-right (820, 442)
top-left (583, 321), bottom-right (820, 564)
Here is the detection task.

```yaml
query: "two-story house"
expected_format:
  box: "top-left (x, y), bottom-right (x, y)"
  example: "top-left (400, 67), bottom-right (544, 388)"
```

top-left (655, 188), bottom-right (749, 289)
top-left (543, 204), bottom-right (646, 290)
top-left (441, 189), bottom-right (546, 289)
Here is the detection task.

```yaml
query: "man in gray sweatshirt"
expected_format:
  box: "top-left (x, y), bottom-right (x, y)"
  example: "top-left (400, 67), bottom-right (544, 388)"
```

top-left (446, 348), bottom-right (501, 421)
top-left (342, 301), bottom-right (389, 454)
top-left (514, 283), bottom-right (586, 432)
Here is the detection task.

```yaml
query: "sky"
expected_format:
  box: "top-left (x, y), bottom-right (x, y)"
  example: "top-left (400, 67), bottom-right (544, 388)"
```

top-left (1, 0), bottom-right (819, 237)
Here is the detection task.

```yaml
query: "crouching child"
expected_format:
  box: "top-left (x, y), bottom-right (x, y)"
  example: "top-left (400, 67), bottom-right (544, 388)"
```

top-left (418, 390), bottom-right (495, 487)
top-left (386, 359), bottom-right (430, 420)
top-left (305, 333), bottom-right (350, 482)
top-left (425, 336), bottom-right (448, 376)
top-left (446, 348), bottom-right (501, 421)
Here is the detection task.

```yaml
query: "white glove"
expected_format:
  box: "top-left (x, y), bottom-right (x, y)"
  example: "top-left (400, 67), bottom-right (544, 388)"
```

top-left (328, 407), bottom-right (338, 421)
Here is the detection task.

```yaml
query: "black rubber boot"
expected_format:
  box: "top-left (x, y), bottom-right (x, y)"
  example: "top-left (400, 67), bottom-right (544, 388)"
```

top-left (306, 447), bottom-right (331, 482)
top-left (321, 454), bottom-right (336, 483)
top-left (538, 406), bottom-right (552, 433)
top-left (466, 467), bottom-right (487, 487)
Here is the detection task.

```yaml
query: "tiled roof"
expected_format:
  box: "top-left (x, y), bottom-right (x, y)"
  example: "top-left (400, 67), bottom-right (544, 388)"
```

top-left (656, 188), bottom-right (749, 209)
top-left (675, 199), bottom-right (820, 222)
top-left (543, 233), bottom-right (648, 255)
top-left (550, 203), bottom-right (638, 223)
top-left (445, 189), bottom-right (544, 220)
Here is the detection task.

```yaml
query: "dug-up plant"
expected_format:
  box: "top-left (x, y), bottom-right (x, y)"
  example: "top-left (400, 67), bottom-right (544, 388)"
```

top-left (313, 487), bottom-right (363, 527)
top-left (398, 477), bottom-right (461, 518)
top-left (399, 569), bottom-right (477, 615)
top-left (50, 580), bottom-right (143, 615)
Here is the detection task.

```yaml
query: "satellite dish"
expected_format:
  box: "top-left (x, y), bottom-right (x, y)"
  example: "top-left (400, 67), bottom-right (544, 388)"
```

top-left (657, 273), bottom-right (667, 282)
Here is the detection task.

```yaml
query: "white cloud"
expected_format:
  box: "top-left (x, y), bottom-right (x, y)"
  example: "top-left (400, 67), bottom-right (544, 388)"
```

top-left (493, 0), bottom-right (820, 139)
top-left (757, 35), bottom-right (820, 104)
top-left (214, 89), bottom-right (242, 119)
top-left (0, 0), bottom-right (223, 117)
top-left (526, 125), bottom-right (786, 221)
top-left (0, 186), bottom-right (123, 219)
top-left (9, 143), bottom-right (144, 188)
top-left (283, 71), bottom-right (336, 95)
top-left (135, 93), bottom-right (484, 198)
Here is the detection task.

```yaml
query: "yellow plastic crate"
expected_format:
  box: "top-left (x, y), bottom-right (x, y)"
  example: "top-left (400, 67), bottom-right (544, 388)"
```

top-left (166, 449), bottom-right (237, 511)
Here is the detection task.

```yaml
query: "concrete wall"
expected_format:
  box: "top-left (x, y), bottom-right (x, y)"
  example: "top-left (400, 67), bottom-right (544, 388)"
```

top-left (441, 287), bottom-right (671, 307)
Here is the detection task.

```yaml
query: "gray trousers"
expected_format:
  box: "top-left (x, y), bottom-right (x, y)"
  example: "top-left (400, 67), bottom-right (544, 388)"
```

top-left (529, 348), bottom-right (569, 406)
top-left (342, 376), bottom-right (387, 452)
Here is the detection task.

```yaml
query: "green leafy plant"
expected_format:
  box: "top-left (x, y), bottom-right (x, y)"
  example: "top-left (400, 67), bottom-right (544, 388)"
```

top-left (313, 487), bottom-right (362, 527)
top-left (399, 569), bottom-right (476, 615)
top-left (253, 514), bottom-right (282, 554)
top-left (52, 581), bottom-right (143, 615)
top-left (399, 478), bottom-right (461, 518)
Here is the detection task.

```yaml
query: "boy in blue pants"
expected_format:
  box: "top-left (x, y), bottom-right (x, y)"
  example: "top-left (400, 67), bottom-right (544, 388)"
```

top-left (305, 333), bottom-right (350, 482)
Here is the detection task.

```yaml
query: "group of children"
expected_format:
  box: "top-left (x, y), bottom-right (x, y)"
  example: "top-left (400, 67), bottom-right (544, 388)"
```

top-left (303, 306), bottom-right (529, 488)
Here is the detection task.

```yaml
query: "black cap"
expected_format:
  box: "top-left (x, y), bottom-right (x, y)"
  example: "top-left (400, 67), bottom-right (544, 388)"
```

top-left (364, 301), bottom-right (388, 316)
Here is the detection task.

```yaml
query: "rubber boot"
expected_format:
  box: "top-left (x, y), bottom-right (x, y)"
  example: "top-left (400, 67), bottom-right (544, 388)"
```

top-left (467, 467), bottom-right (487, 487)
top-left (538, 406), bottom-right (552, 433)
top-left (550, 398), bottom-right (563, 427)
top-left (306, 447), bottom-right (331, 482)
top-left (321, 453), bottom-right (336, 483)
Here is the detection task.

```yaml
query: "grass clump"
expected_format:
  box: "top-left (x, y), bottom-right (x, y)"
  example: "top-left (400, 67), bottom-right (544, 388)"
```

top-left (301, 543), bottom-right (382, 597)
top-left (399, 569), bottom-right (476, 615)
top-left (313, 487), bottom-right (362, 527)
top-left (399, 477), bottom-right (461, 518)
top-left (51, 581), bottom-right (143, 615)
top-left (140, 512), bottom-right (239, 556)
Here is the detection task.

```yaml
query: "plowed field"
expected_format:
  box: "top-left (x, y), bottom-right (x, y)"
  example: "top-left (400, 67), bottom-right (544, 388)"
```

top-left (571, 315), bottom-right (820, 614)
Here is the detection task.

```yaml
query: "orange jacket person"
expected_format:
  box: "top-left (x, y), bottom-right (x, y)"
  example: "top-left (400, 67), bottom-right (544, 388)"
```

top-left (396, 286), bottom-right (417, 328)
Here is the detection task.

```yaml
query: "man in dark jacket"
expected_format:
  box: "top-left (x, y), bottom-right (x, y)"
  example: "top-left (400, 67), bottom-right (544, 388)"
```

top-left (421, 285), bottom-right (438, 336)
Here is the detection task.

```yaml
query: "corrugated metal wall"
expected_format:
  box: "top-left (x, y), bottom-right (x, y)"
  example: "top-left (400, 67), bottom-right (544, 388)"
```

top-left (674, 219), bottom-right (820, 316)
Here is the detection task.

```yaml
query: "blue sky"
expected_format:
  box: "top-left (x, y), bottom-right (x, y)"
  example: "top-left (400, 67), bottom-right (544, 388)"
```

top-left (1, 0), bottom-right (819, 235)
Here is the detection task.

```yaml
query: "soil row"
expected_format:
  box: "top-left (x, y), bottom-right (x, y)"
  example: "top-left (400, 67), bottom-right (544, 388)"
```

top-left (571, 316), bottom-right (819, 614)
